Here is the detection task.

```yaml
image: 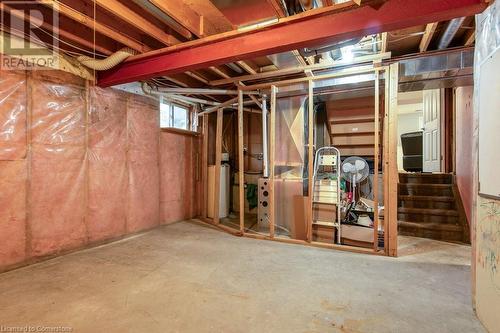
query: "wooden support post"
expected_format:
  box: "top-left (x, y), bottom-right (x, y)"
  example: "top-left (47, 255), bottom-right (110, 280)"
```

top-left (269, 86), bottom-right (277, 238)
top-left (238, 90), bottom-right (245, 233)
top-left (373, 70), bottom-right (380, 251)
top-left (201, 114), bottom-right (209, 218)
top-left (383, 68), bottom-right (390, 256)
top-left (213, 108), bottom-right (223, 224)
top-left (307, 80), bottom-right (314, 242)
top-left (387, 63), bottom-right (399, 256)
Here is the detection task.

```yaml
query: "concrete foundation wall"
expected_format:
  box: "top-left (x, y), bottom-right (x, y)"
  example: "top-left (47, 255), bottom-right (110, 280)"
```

top-left (0, 69), bottom-right (197, 271)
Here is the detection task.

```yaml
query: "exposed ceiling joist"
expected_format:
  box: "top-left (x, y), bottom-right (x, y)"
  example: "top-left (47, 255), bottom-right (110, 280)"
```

top-left (419, 22), bottom-right (439, 52)
top-left (185, 71), bottom-right (210, 85)
top-left (5, 4), bottom-right (112, 55)
top-left (131, 0), bottom-right (193, 39)
top-left (209, 66), bottom-right (231, 79)
top-left (464, 29), bottom-right (475, 46)
top-left (149, 0), bottom-right (204, 37)
top-left (182, 0), bottom-right (234, 33)
top-left (236, 61), bottom-right (257, 75)
top-left (49, 0), bottom-right (150, 53)
top-left (94, 0), bottom-right (181, 45)
top-left (98, 0), bottom-right (487, 87)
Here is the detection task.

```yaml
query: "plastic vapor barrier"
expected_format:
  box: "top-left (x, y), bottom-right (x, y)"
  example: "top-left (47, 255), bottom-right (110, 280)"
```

top-left (0, 68), bottom-right (196, 271)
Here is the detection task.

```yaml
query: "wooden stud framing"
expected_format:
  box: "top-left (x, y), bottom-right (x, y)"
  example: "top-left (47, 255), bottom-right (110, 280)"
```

top-left (213, 108), bottom-right (223, 224)
top-left (238, 90), bottom-right (245, 233)
top-left (307, 80), bottom-right (314, 242)
top-left (201, 114), bottom-right (209, 219)
top-left (373, 71), bottom-right (380, 251)
top-left (387, 63), bottom-right (399, 256)
top-left (383, 67), bottom-right (390, 255)
top-left (381, 32), bottom-right (388, 53)
top-left (194, 63), bottom-right (398, 257)
top-left (269, 86), bottom-right (277, 238)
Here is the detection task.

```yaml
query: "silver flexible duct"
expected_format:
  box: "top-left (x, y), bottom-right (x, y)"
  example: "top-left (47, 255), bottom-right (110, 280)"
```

top-left (77, 48), bottom-right (136, 71)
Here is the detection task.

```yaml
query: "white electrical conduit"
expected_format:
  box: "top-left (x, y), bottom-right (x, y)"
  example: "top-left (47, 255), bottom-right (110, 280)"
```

top-left (77, 48), bottom-right (136, 71)
top-left (142, 83), bottom-right (196, 105)
top-left (157, 87), bottom-right (260, 95)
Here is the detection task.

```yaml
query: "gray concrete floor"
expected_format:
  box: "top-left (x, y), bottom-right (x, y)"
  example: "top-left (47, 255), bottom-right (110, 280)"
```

top-left (0, 220), bottom-right (485, 333)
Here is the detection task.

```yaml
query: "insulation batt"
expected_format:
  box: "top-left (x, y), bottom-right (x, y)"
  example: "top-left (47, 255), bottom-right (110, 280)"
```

top-left (0, 69), bottom-right (197, 271)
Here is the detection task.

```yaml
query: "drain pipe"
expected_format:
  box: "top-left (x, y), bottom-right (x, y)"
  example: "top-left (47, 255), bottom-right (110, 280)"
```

top-left (438, 17), bottom-right (466, 49)
top-left (261, 95), bottom-right (269, 178)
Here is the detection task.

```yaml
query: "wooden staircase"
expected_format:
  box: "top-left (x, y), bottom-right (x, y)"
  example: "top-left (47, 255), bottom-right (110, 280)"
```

top-left (398, 173), bottom-right (470, 243)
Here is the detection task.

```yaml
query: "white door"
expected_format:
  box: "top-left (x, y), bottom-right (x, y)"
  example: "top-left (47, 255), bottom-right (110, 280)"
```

top-left (422, 89), bottom-right (441, 172)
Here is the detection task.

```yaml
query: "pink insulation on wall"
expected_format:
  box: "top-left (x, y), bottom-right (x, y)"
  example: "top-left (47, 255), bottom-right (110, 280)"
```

top-left (127, 96), bottom-right (160, 233)
top-left (30, 72), bottom-right (87, 256)
top-left (0, 71), bottom-right (27, 267)
top-left (88, 87), bottom-right (128, 242)
top-left (160, 131), bottom-right (199, 223)
top-left (0, 69), bottom-right (197, 271)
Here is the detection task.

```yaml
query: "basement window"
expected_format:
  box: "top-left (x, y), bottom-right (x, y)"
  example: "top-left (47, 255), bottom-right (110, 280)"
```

top-left (160, 98), bottom-right (191, 131)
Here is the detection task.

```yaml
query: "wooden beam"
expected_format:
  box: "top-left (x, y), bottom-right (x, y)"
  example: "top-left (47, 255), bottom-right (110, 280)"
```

top-left (373, 70), bottom-right (380, 251)
top-left (149, 0), bottom-right (203, 37)
top-left (238, 90), bottom-right (245, 233)
top-left (387, 63), bottom-right (399, 257)
top-left (381, 32), bottom-right (388, 52)
top-left (201, 114), bottom-right (209, 218)
top-left (236, 61), bottom-right (257, 75)
top-left (209, 66), bottom-right (231, 79)
top-left (237, 82), bottom-right (262, 109)
top-left (213, 108), bottom-right (223, 224)
top-left (48, 0), bottom-right (150, 53)
top-left (307, 80), bottom-right (314, 242)
top-left (94, 0), bottom-right (181, 45)
top-left (269, 86), bottom-right (277, 238)
top-left (4, 4), bottom-right (113, 55)
top-left (185, 71), bottom-right (209, 85)
top-left (419, 22), bottom-right (439, 52)
top-left (183, 0), bottom-right (234, 34)
top-left (98, 0), bottom-right (486, 87)
top-left (464, 29), bottom-right (475, 46)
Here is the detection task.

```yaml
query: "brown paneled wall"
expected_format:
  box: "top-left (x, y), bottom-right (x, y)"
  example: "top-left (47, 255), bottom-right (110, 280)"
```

top-left (0, 69), bottom-right (198, 271)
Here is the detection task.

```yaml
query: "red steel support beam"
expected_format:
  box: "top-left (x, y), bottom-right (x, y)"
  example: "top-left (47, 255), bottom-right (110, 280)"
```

top-left (98, 0), bottom-right (486, 87)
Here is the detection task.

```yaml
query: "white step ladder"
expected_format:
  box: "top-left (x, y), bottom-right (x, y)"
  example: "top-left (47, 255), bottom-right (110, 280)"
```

top-left (312, 147), bottom-right (341, 244)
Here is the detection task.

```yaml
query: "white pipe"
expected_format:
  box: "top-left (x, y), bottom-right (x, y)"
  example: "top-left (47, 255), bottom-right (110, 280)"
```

top-left (77, 48), bottom-right (136, 71)
top-left (262, 95), bottom-right (269, 178)
top-left (157, 87), bottom-right (259, 95)
top-left (141, 83), bottom-right (196, 105)
top-left (164, 94), bottom-right (219, 106)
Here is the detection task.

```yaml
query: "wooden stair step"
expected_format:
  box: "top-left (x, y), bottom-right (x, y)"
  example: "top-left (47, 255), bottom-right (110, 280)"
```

top-left (399, 173), bottom-right (453, 184)
top-left (398, 195), bottom-right (455, 202)
top-left (399, 183), bottom-right (453, 188)
top-left (398, 221), bottom-right (463, 232)
top-left (398, 207), bottom-right (459, 217)
top-left (398, 183), bottom-right (453, 196)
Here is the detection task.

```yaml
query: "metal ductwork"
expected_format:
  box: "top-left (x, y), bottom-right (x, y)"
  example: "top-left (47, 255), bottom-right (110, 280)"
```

top-left (438, 17), bottom-right (466, 49)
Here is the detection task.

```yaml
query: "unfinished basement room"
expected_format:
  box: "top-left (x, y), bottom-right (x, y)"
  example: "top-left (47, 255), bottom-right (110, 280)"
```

top-left (0, 0), bottom-right (499, 332)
